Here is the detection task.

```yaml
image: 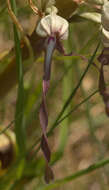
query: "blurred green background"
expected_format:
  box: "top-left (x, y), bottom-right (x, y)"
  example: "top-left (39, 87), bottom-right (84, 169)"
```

top-left (1, 0), bottom-right (109, 190)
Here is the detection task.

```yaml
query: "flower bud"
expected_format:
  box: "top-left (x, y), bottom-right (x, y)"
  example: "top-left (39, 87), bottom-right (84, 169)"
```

top-left (46, 5), bottom-right (58, 14)
top-left (36, 12), bottom-right (69, 40)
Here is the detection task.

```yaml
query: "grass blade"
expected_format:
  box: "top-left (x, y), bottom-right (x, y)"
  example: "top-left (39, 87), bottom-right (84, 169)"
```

top-left (48, 41), bottom-right (100, 136)
top-left (37, 158), bottom-right (109, 190)
top-left (10, 0), bottom-right (26, 154)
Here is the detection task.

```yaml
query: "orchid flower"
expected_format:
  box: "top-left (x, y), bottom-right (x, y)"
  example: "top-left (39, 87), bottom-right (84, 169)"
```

top-left (36, 7), bottom-right (71, 183)
top-left (35, 3), bottom-right (87, 182)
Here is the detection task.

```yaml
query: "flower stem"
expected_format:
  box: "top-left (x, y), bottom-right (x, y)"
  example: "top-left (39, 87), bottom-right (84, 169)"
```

top-left (10, 0), bottom-right (26, 155)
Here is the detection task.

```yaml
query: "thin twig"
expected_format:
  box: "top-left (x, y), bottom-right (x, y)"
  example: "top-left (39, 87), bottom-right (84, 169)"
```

top-left (28, 0), bottom-right (44, 17)
top-left (7, 0), bottom-right (34, 59)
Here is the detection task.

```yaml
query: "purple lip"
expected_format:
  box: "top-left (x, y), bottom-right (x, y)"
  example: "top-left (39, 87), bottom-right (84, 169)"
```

top-left (44, 36), bottom-right (56, 80)
top-left (39, 36), bottom-right (56, 183)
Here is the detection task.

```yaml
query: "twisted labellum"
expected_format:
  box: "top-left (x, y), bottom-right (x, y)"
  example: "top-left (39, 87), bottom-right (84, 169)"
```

top-left (98, 1), bottom-right (109, 116)
top-left (36, 10), bottom-right (69, 183)
top-left (39, 37), bottom-right (56, 183)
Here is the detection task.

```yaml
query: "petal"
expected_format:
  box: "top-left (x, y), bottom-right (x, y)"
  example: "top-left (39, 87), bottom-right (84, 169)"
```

top-left (36, 13), bottom-right (69, 40)
top-left (36, 16), bottom-right (51, 37)
top-left (39, 81), bottom-right (54, 183)
top-left (36, 22), bottom-right (49, 37)
top-left (45, 164), bottom-right (54, 184)
top-left (50, 13), bottom-right (69, 40)
top-left (44, 37), bottom-right (56, 80)
top-left (39, 36), bottom-right (56, 183)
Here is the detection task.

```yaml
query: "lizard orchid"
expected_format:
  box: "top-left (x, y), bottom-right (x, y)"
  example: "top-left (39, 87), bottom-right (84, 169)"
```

top-left (36, 7), bottom-right (71, 183)
top-left (35, 4), bottom-right (86, 183)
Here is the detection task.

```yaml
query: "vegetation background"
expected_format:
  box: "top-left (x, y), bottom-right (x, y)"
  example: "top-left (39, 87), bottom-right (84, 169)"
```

top-left (0, 0), bottom-right (109, 189)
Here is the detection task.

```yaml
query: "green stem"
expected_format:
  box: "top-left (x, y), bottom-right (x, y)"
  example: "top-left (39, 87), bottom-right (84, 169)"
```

top-left (10, 0), bottom-right (26, 154)
top-left (75, 61), bottom-right (99, 141)
top-left (48, 42), bottom-right (100, 136)
top-left (38, 158), bottom-right (109, 190)
top-left (75, 62), bottom-right (105, 164)
top-left (57, 63), bottom-right (71, 159)
top-left (55, 90), bottom-right (98, 127)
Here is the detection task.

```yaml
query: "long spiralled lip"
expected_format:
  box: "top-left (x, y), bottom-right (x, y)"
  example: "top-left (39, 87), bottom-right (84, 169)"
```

top-left (43, 36), bottom-right (56, 81)
top-left (39, 36), bottom-right (56, 183)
